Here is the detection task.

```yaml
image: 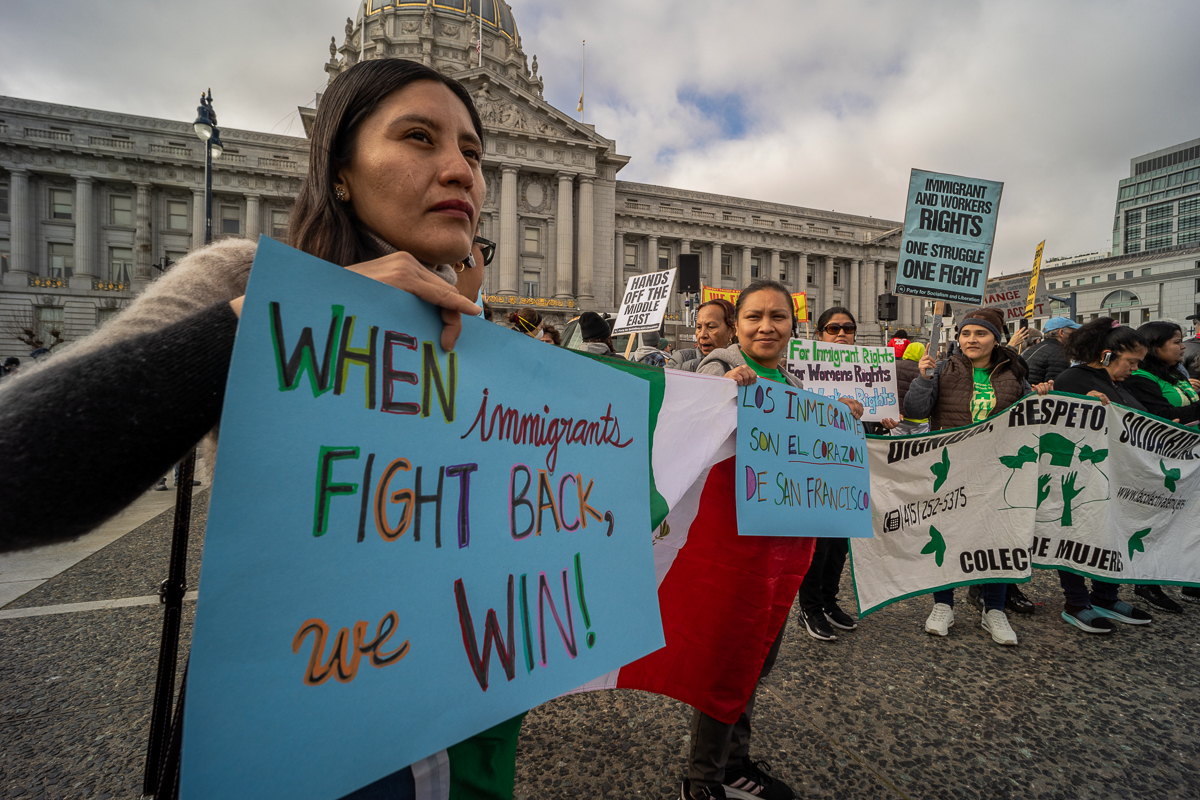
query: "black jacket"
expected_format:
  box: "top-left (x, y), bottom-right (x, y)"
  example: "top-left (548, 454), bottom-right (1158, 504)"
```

top-left (1124, 360), bottom-right (1200, 425)
top-left (1024, 338), bottom-right (1071, 384)
top-left (1053, 365), bottom-right (1146, 411)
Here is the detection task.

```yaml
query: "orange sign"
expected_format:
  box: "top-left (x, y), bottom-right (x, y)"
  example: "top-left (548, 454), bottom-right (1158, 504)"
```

top-left (700, 286), bottom-right (808, 321)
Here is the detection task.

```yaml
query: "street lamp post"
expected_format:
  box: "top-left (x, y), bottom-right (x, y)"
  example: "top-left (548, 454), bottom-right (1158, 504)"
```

top-left (141, 89), bottom-right (224, 800)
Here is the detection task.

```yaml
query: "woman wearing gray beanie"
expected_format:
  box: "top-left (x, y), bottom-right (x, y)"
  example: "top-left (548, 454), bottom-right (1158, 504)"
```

top-left (904, 307), bottom-right (1053, 646)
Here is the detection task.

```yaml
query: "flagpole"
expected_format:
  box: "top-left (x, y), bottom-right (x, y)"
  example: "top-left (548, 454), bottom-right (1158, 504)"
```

top-left (360, 1), bottom-right (366, 62)
top-left (478, 3), bottom-right (483, 67)
top-left (580, 39), bottom-right (586, 122)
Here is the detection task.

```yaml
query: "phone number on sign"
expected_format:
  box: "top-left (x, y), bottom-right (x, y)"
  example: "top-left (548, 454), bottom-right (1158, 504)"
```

top-left (883, 486), bottom-right (967, 532)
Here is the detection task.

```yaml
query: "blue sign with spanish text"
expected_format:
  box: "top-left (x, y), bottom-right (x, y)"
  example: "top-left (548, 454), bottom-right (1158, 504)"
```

top-left (179, 238), bottom-right (664, 799)
top-left (735, 383), bottom-right (874, 538)
top-left (895, 168), bottom-right (1004, 305)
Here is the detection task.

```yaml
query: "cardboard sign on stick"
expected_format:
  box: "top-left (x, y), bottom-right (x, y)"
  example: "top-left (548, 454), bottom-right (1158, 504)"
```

top-left (179, 238), bottom-right (664, 800)
top-left (895, 169), bottom-right (1004, 305)
top-left (613, 269), bottom-right (676, 335)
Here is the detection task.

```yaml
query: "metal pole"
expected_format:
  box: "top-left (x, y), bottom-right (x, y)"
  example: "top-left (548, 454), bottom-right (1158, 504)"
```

top-left (204, 137), bottom-right (213, 246)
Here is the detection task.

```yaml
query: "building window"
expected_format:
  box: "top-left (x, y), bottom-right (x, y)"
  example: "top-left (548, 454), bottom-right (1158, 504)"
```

top-left (220, 205), bottom-right (240, 236)
top-left (1146, 203), bottom-right (1173, 221)
top-left (1126, 225), bottom-right (1142, 241)
top-left (1107, 273), bottom-right (1117, 281)
top-left (48, 242), bottom-right (73, 278)
top-left (108, 247), bottom-right (133, 283)
top-left (1180, 197), bottom-right (1200, 214)
top-left (1126, 210), bottom-right (1142, 225)
top-left (523, 226), bottom-right (539, 254)
top-left (1142, 309), bottom-right (1151, 324)
top-left (1179, 214), bottom-right (1200, 232)
top-left (1048, 282), bottom-right (1056, 289)
top-left (1091, 276), bottom-right (1101, 284)
top-left (522, 270), bottom-right (539, 297)
top-left (1101, 290), bottom-right (1139, 310)
top-left (1179, 230), bottom-right (1200, 246)
top-left (806, 262), bottom-right (814, 283)
top-left (0, 238), bottom-right (8, 273)
top-left (110, 195), bottom-right (133, 226)
top-left (658, 247), bottom-right (670, 272)
top-left (96, 307), bottom-right (121, 328)
top-left (1077, 278), bottom-right (1087, 286)
top-left (1146, 220), bottom-right (1173, 237)
top-left (1124, 271), bottom-right (1133, 279)
top-left (0, 182), bottom-right (8, 215)
top-left (721, 253), bottom-right (732, 277)
top-left (833, 267), bottom-right (841, 286)
top-left (1142, 268), bottom-right (1152, 276)
top-left (168, 200), bottom-right (189, 230)
top-left (35, 306), bottom-right (64, 347)
top-left (50, 188), bottom-right (73, 220)
top-left (1145, 236), bottom-right (1172, 251)
top-left (271, 209), bottom-right (289, 239)
top-left (779, 263), bottom-right (787, 282)
top-left (624, 243), bottom-right (638, 272)
top-left (750, 256), bottom-right (760, 279)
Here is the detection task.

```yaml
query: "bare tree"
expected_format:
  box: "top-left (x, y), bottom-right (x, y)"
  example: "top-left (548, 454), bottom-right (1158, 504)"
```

top-left (1, 305), bottom-right (67, 350)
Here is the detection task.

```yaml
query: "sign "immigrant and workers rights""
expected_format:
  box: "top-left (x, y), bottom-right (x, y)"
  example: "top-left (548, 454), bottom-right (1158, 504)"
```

top-left (895, 169), bottom-right (1004, 305)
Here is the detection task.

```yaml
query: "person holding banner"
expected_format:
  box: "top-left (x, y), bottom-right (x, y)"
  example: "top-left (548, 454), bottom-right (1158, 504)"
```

top-left (668, 297), bottom-right (737, 372)
top-left (0, 58), bottom-right (534, 798)
top-left (907, 308), bottom-right (1053, 645)
top-left (797, 306), bottom-right (892, 642)
top-left (891, 342), bottom-right (931, 436)
top-left (1127, 321), bottom-right (1200, 426)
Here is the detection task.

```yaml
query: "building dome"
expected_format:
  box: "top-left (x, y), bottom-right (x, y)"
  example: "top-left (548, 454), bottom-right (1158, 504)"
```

top-left (361, 0), bottom-right (519, 43)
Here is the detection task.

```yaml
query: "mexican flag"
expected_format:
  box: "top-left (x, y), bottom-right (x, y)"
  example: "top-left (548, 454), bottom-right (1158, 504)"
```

top-left (369, 359), bottom-right (815, 798)
top-left (572, 358), bottom-right (816, 724)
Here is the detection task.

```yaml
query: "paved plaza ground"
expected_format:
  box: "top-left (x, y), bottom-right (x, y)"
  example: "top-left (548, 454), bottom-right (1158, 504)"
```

top-left (2, 492), bottom-right (1198, 799)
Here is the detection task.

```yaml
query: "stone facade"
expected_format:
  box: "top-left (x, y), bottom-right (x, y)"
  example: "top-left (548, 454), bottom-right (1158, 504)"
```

top-left (0, 0), bottom-right (906, 358)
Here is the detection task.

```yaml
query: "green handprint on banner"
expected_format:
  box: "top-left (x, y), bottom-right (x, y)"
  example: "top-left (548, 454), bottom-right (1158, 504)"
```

top-left (1128, 528), bottom-right (1151, 560)
top-left (1160, 460), bottom-right (1181, 493)
top-left (1060, 472), bottom-right (1085, 527)
top-left (930, 448), bottom-right (950, 492)
top-left (921, 525), bottom-right (947, 567)
top-left (1036, 474), bottom-right (1052, 508)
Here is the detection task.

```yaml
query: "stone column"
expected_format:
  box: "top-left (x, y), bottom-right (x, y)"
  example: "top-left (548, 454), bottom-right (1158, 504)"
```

top-left (770, 250), bottom-right (781, 285)
top-left (5, 169), bottom-right (31, 281)
top-left (554, 172), bottom-right (574, 298)
top-left (874, 260), bottom-right (887, 332)
top-left (742, 245), bottom-right (753, 286)
top-left (192, 188), bottom-right (206, 246)
top-left (798, 252), bottom-right (808, 294)
top-left (246, 194), bottom-right (261, 240)
top-left (498, 165), bottom-right (519, 295)
top-left (712, 242), bottom-right (722, 284)
top-left (73, 176), bottom-right (95, 278)
top-left (680, 240), bottom-right (691, 255)
top-left (546, 213), bottom-right (558, 298)
top-left (614, 231), bottom-right (625, 300)
top-left (647, 235), bottom-right (659, 273)
top-left (823, 256), bottom-right (834, 311)
top-left (135, 182), bottom-right (152, 278)
top-left (577, 175), bottom-right (594, 306)
top-left (849, 258), bottom-right (861, 324)
top-left (862, 260), bottom-right (877, 321)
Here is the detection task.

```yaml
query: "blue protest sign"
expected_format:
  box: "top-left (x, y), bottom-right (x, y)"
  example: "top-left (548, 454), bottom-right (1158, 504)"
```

top-left (180, 238), bottom-right (664, 799)
top-left (895, 168), bottom-right (1004, 305)
top-left (735, 383), bottom-right (873, 538)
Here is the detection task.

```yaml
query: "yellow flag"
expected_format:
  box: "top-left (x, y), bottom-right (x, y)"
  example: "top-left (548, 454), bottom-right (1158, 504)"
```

top-left (577, 93), bottom-right (584, 113)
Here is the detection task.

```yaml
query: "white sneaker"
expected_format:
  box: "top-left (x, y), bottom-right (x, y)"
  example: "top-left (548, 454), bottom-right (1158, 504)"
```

top-left (981, 609), bottom-right (1018, 646)
top-left (924, 603), bottom-right (954, 636)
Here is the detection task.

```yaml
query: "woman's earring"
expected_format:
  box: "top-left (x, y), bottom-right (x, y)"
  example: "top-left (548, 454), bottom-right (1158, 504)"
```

top-left (335, 187), bottom-right (347, 202)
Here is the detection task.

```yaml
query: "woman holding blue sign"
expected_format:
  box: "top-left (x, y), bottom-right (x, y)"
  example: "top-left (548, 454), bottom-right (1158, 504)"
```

top-left (679, 282), bottom-right (863, 800)
top-left (0, 58), bottom-right (527, 799)
top-left (906, 308), bottom-right (1053, 646)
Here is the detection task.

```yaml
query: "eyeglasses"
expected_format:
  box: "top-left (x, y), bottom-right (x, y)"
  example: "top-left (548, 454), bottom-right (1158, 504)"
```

top-left (822, 323), bottom-right (857, 335)
top-left (473, 236), bottom-right (496, 266)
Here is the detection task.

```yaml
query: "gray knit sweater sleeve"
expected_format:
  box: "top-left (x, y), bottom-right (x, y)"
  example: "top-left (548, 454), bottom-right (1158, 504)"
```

top-left (903, 361), bottom-right (944, 421)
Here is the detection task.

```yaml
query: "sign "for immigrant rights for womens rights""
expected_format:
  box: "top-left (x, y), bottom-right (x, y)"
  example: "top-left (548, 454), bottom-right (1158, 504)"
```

top-left (895, 169), bottom-right (1004, 305)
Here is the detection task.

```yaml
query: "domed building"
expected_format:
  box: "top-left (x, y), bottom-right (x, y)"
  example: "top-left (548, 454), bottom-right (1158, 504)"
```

top-left (0, 0), bottom-right (912, 357)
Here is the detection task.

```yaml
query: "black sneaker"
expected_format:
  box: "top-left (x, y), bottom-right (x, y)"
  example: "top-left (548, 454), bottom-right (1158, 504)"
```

top-left (154, 482), bottom-right (169, 491)
top-left (1135, 585), bottom-right (1182, 613)
top-left (824, 603), bottom-right (858, 630)
top-left (1091, 596), bottom-right (1152, 625)
top-left (967, 585), bottom-right (984, 610)
top-left (723, 760), bottom-right (794, 800)
top-left (800, 607), bottom-right (837, 641)
top-left (681, 778), bottom-right (727, 800)
top-left (1005, 584), bottom-right (1036, 615)
top-left (1182, 587), bottom-right (1200, 605)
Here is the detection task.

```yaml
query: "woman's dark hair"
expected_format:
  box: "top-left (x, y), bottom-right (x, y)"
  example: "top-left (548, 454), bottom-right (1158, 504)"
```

top-left (697, 298), bottom-right (736, 332)
top-left (735, 279), bottom-right (796, 327)
top-left (542, 324), bottom-right (562, 346)
top-left (1064, 317), bottom-right (1147, 364)
top-left (288, 59), bottom-right (484, 266)
top-left (508, 307), bottom-right (542, 334)
top-left (816, 306), bottom-right (856, 332)
top-left (1136, 321), bottom-right (1184, 380)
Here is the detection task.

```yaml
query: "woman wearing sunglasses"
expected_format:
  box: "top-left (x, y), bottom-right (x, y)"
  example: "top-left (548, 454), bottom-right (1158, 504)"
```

top-left (796, 307), bottom-right (896, 642)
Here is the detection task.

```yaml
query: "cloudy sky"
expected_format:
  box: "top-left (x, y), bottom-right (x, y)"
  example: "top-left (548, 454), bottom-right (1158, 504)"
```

top-left (4, 0), bottom-right (1199, 275)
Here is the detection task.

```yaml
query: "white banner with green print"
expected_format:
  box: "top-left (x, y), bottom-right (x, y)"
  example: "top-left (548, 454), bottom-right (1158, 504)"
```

top-left (851, 393), bottom-right (1200, 616)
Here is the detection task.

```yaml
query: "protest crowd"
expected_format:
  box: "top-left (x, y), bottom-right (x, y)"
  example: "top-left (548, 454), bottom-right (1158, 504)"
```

top-left (1, 58), bottom-right (1199, 800)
